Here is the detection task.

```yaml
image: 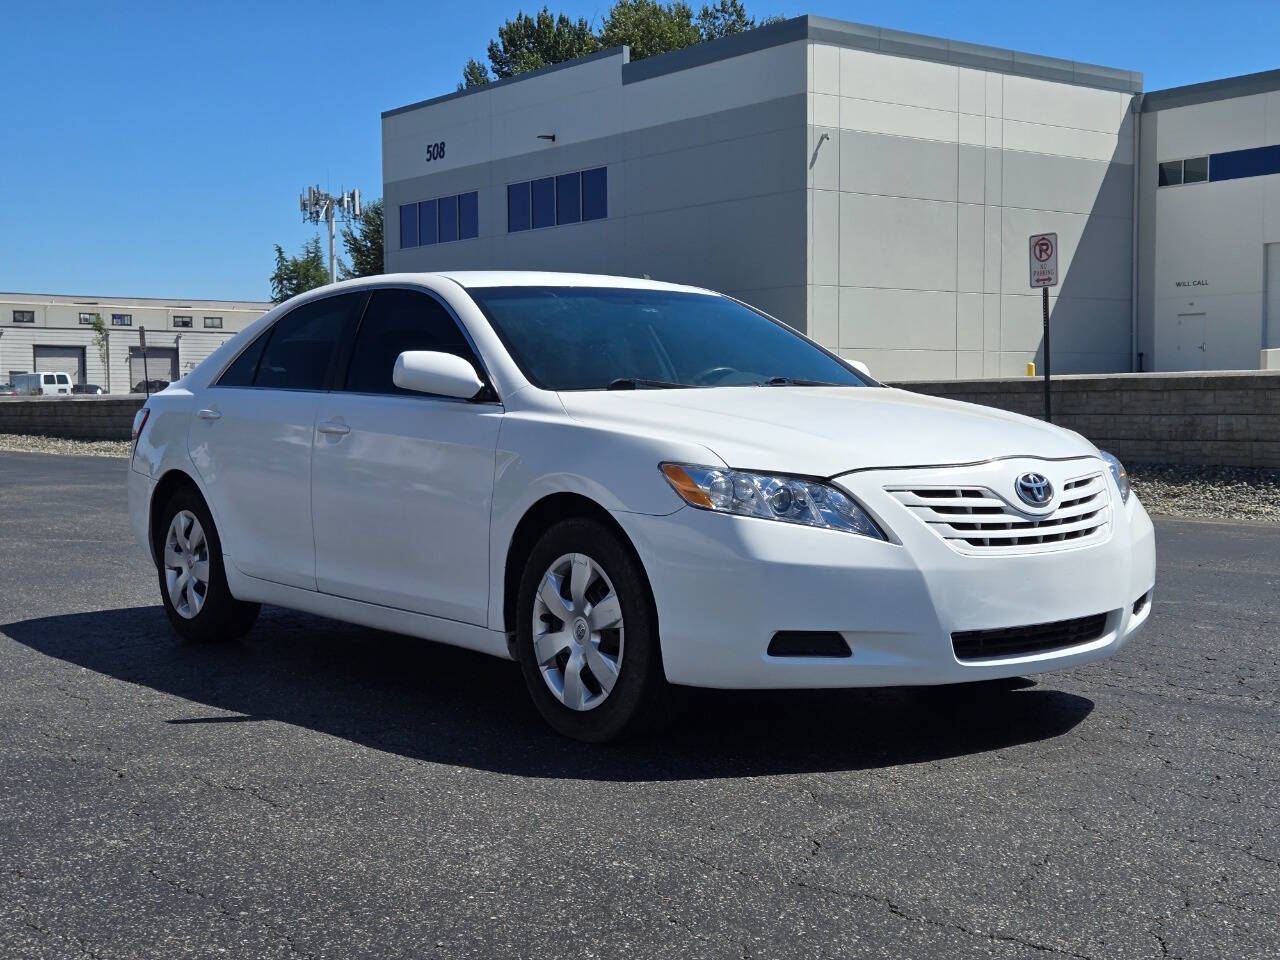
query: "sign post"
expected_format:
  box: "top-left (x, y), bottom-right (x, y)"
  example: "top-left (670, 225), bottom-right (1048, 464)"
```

top-left (139, 326), bottom-right (150, 397)
top-left (1029, 233), bottom-right (1059, 422)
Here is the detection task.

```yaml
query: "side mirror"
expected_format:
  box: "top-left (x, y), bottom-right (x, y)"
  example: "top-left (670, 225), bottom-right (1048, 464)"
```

top-left (849, 360), bottom-right (872, 379)
top-left (392, 351), bottom-right (485, 400)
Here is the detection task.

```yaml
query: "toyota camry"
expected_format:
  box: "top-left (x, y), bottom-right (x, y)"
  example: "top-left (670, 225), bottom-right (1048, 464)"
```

top-left (128, 272), bottom-right (1156, 741)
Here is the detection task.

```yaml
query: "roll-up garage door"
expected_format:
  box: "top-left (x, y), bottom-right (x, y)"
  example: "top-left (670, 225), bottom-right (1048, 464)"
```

top-left (33, 346), bottom-right (86, 385)
top-left (128, 347), bottom-right (178, 390)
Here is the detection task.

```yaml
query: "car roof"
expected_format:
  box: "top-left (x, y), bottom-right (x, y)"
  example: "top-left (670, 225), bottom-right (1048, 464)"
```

top-left (371, 271), bottom-right (715, 294)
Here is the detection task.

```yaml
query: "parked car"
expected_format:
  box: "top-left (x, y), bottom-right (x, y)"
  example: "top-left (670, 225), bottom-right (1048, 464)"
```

top-left (132, 379), bottom-right (170, 394)
top-left (128, 273), bottom-right (1156, 742)
top-left (0, 382), bottom-right (18, 396)
top-left (13, 372), bottom-right (72, 396)
top-left (72, 383), bottom-right (106, 395)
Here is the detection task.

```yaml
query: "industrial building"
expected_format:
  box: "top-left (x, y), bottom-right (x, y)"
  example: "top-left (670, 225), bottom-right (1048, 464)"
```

top-left (382, 14), bottom-right (1279, 379)
top-left (1138, 71), bottom-right (1280, 372)
top-left (1, 292), bottom-right (269, 393)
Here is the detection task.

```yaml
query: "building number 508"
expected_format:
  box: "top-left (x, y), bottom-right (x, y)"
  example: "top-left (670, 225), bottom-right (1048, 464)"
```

top-left (425, 141), bottom-right (446, 162)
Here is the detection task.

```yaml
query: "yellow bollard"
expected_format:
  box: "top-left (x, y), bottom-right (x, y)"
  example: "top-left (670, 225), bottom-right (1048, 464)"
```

top-left (1026, 361), bottom-right (1036, 377)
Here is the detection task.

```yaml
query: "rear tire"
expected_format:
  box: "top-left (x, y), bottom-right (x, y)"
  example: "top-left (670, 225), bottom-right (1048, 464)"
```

top-left (154, 486), bottom-right (260, 643)
top-left (515, 517), bottom-right (670, 742)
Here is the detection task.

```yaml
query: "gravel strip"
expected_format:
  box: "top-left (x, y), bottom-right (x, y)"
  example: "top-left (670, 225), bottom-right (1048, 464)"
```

top-left (1, 434), bottom-right (1275, 523)
top-left (1129, 463), bottom-right (1280, 524)
top-left (0, 433), bottom-right (131, 458)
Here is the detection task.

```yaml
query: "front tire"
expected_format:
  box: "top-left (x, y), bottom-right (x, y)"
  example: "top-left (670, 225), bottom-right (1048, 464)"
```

top-left (515, 517), bottom-right (670, 742)
top-left (154, 486), bottom-right (260, 643)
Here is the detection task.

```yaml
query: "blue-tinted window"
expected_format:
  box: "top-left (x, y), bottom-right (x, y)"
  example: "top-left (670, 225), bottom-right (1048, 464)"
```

top-left (438, 194), bottom-right (459, 243)
top-left (508, 182), bottom-right (530, 232)
top-left (531, 177), bottom-right (555, 229)
top-left (556, 172), bottom-right (580, 225)
top-left (399, 202), bottom-right (418, 249)
top-left (1210, 143), bottom-right (1280, 183)
top-left (418, 199), bottom-right (438, 245)
top-left (458, 191), bottom-right (478, 239)
top-left (581, 167), bottom-right (607, 221)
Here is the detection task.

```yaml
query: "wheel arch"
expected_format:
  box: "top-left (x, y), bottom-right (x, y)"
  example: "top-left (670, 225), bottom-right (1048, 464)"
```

top-left (148, 469), bottom-right (206, 564)
top-left (501, 492), bottom-right (657, 653)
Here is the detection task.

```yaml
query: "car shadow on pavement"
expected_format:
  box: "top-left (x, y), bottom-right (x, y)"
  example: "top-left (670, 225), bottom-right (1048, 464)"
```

top-left (3, 605), bottom-right (1094, 780)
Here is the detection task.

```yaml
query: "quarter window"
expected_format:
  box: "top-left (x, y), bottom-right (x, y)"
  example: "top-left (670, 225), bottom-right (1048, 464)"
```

top-left (203, 316), bottom-right (223, 329)
top-left (173, 315), bottom-right (193, 328)
top-left (508, 166), bottom-right (607, 232)
top-left (252, 292), bottom-right (366, 391)
top-left (12, 310), bottom-right (34, 323)
top-left (343, 289), bottom-right (480, 396)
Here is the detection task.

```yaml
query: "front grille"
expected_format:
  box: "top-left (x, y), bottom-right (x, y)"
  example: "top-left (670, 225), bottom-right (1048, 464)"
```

top-left (887, 472), bottom-right (1111, 555)
top-left (952, 612), bottom-right (1109, 661)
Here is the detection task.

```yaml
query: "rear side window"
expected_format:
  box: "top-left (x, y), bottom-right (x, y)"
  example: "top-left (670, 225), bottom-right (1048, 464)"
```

top-left (253, 293), bottom-right (366, 391)
top-left (43, 374), bottom-right (56, 384)
top-left (343, 289), bottom-right (479, 396)
top-left (215, 329), bottom-right (271, 387)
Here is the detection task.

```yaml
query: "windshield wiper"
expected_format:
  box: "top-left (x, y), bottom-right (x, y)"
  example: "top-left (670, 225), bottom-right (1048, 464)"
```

top-left (759, 376), bottom-right (842, 386)
top-left (606, 377), bottom-right (690, 390)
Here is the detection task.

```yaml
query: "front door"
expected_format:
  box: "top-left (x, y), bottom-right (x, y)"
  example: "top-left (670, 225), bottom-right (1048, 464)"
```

top-left (189, 291), bottom-right (367, 590)
top-left (311, 288), bottom-right (501, 625)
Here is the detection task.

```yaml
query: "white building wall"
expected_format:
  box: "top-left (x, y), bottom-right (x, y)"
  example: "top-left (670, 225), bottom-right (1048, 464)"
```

top-left (807, 42), bottom-right (1138, 381)
top-left (1146, 88), bottom-right (1280, 371)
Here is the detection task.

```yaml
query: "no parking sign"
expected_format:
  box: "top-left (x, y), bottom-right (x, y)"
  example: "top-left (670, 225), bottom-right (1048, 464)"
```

top-left (1029, 233), bottom-right (1059, 288)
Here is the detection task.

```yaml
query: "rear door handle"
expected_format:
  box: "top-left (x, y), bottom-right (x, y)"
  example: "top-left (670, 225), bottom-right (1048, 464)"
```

top-left (196, 408), bottom-right (222, 421)
top-left (317, 420), bottom-right (351, 436)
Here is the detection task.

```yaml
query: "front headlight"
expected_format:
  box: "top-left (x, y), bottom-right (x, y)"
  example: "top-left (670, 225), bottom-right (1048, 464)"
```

top-left (660, 463), bottom-right (886, 539)
top-left (1100, 450), bottom-right (1130, 504)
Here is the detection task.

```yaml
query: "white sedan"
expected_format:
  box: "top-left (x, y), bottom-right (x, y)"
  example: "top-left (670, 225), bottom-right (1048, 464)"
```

top-left (128, 272), bottom-right (1156, 741)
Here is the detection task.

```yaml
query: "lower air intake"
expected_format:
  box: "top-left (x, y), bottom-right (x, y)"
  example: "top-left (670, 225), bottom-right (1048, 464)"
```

top-left (767, 631), bottom-right (852, 658)
top-left (952, 613), bottom-right (1109, 661)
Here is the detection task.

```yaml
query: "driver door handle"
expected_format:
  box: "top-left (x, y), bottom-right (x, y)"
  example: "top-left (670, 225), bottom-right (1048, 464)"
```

top-left (317, 420), bottom-right (351, 436)
top-left (196, 408), bottom-right (222, 421)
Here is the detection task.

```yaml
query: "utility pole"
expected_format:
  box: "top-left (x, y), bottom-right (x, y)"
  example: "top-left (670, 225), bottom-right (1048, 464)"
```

top-left (299, 185), bottom-right (362, 283)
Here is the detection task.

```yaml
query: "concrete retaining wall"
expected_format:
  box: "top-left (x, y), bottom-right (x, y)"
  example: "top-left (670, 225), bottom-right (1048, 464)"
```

top-left (3, 373), bottom-right (1279, 466)
top-left (0, 396), bottom-right (146, 441)
top-left (898, 371), bottom-right (1280, 468)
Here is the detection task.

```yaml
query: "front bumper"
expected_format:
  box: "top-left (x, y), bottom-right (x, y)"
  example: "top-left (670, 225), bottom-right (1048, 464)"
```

top-left (618, 459), bottom-right (1156, 689)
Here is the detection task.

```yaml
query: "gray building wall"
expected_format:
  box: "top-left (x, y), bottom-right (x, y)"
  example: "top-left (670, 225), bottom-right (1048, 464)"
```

top-left (385, 95), bottom-right (810, 329)
top-left (806, 42), bottom-right (1139, 380)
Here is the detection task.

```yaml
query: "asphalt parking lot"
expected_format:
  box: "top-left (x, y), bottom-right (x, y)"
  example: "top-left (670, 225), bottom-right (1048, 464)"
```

top-left (1, 451), bottom-right (1277, 959)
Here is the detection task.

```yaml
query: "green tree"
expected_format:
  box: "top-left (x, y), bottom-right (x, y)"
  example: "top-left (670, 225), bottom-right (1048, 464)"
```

top-left (460, 57), bottom-right (493, 89)
top-left (473, 7), bottom-right (599, 86)
top-left (461, 1), bottom-right (780, 84)
top-left (269, 236), bottom-right (330, 303)
top-left (340, 198), bottom-right (383, 279)
top-left (696, 0), bottom-right (779, 40)
top-left (599, 1), bottom-right (699, 61)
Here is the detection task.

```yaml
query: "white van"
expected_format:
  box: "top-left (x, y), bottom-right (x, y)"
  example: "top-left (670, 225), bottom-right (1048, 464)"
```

top-left (13, 372), bottom-right (73, 396)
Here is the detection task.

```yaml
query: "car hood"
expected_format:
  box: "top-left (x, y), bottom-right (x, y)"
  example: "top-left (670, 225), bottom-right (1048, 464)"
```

top-left (557, 386), bottom-right (1098, 476)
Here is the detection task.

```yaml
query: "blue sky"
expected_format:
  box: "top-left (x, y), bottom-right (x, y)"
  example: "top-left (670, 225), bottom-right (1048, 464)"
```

top-left (2, 0), bottom-right (1274, 301)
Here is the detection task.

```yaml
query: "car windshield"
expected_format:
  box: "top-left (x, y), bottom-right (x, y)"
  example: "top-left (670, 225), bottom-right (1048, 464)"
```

top-left (469, 286), bottom-right (869, 390)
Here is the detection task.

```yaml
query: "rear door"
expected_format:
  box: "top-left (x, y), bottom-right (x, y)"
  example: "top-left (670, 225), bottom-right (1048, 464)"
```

top-left (188, 292), bottom-right (367, 590)
top-left (310, 287), bottom-right (502, 623)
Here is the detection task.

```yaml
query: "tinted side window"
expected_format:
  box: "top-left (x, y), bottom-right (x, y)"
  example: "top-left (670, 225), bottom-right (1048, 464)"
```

top-left (254, 293), bottom-right (365, 391)
top-left (215, 328), bottom-right (271, 387)
top-left (343, 289), bottom-right (478, 396)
